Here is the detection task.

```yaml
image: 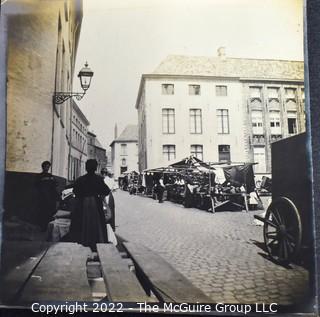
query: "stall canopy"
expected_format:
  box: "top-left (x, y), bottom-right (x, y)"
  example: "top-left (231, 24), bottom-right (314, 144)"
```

top-left (143, 157), bottom-right (256, 191)
top-left (122, 170), bottom-right (139, 175)
top-left (210, 163), bottom-right (256, 192)
top-left (169, 156), bottom-right (213, 172)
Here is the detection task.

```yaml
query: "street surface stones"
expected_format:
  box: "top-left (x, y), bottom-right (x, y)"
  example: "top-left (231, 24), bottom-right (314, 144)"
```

top-left (114, 190), bottom-right (309, 305)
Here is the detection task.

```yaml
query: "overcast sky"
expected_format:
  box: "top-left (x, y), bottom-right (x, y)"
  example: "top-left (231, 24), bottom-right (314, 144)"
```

top-left (73, 0), bottom-right (304, 149)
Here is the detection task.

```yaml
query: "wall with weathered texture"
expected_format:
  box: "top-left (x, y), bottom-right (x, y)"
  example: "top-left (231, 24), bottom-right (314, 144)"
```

top-left (6, 12), bottom-right (57, 173)
top-left (3, 0), bottom-right (82, 223)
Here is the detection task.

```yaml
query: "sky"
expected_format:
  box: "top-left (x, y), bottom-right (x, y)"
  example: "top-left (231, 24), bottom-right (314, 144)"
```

top-left (73, 0), bottom-right (304, 149)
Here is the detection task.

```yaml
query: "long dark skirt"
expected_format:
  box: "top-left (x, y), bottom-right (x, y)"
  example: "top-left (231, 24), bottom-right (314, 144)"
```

top-left (108, 192), bottom-right (115, 231)
top-left (70, 196), bottom-right (108, 251)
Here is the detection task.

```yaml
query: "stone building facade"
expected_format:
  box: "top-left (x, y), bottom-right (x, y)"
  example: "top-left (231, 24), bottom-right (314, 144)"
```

top-left (2, 0), bottom-right (83, 221)
top-left (87, 131), bottom-right (107, 174)
top-left (243, 82), bottom-right (305, 174)
top-left (110, 125), bottom-right (139, 179)
top-left (106, 150), bottom-right (113, 173)
top-left (136, 49), bottom-right (304, 176)
top-left (69, 100), bottom-right (89, 181)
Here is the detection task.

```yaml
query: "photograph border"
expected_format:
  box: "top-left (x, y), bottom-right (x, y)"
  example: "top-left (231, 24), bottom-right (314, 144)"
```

top-left (0, 0), bottom-right (319, 315)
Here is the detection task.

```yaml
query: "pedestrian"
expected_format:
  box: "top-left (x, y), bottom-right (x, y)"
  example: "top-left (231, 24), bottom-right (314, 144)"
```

top-left (157, 176), bottom-right (165, 203)
top-left (184, 177), bottom-right (196, 208)
top-left (248, 191), bottom-right (259, 210)
top-left (101, 168), bottom-right (116, 231)
top-left (69, 159), bottom-right (110, 251)
top-left (35, 161), bottom-right (59, 232)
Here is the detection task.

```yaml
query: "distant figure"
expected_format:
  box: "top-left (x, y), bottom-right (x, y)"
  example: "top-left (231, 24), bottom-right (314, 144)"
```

top-left (101, 168), bottom-right (116, 231)
top-left (249, 191), bottom-right (259, 210)
top-left (35, 161), bottom-right (59, 231)
top-left (175, 175), bottom-right (185, 186)
top-left (70, 159), bottom-right (110, 251)
top-left (184, 177), bottom-right (196, 208)
top-left (157, 176), bottom-right (165, 203)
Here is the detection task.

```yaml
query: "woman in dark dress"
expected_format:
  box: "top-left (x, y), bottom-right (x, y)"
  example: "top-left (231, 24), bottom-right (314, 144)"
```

top-left (69, 159), bottom-right (110, 251)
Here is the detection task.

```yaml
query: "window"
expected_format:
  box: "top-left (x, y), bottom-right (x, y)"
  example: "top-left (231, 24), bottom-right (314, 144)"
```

top-left (268, 87), bottom-right (279, 99)
top-left (163, 145), bottom-right (176, 161)
top-left (162, 108), bottom-right (175, 134)
top-left (253, 146), bottom-right (266, 173)
top-left (288, 118), bottom-right (297, 135)
top-left (120, 166), bottom-right (128, 174)
top-left (162, 84), bottom-right (174, 95)
top-left (216, 85), bottom-right (227, 96)
top-left (217, 109), bottom-right (229, 134)
top-left (190, 109), bottom-right (202, 134)
top-left (251, 110), bottom-right (263, 135)
top-left (218, 145), bottom-right (230, 163)
top-left (285, 88), bottom-right (296, 99)
top-left (121, 158), bottom-right (127, 166)
top-left (301, 88), bottom-right (305, 100)
top-left (191, 145), bottom-right (203, 161)
top-left (120, 144), bottom-right (127, 156)
top-left (189, 84), bottom-right (201, 95)
top-left (269, 111), bottom-right (281, 135)
top-left (287, 111), bottom-right (297, 135)
top-left (250, 87), bottom-right (262, 99)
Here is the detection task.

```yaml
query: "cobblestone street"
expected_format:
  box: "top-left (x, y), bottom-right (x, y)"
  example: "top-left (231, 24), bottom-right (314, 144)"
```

top-left (115, 190), bottom-right (309, 305)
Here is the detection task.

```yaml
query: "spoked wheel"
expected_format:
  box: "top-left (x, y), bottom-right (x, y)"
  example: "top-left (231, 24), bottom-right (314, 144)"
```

top-left (263, 197), bottom-right (302, 264)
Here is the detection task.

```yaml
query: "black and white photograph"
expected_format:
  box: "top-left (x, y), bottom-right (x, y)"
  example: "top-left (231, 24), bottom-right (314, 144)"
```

top-left (0, 0), bottom-right (318, 315)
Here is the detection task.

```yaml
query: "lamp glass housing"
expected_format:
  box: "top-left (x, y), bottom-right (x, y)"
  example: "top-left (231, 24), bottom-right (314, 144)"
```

top-left (78, 62), bottom-right (94, 91)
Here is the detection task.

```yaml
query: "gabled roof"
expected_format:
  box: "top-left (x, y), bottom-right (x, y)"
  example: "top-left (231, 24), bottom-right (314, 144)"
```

top-left (110, 124), bottom-right (138, 146)
top-left (87, 130), bottom-right (106, 150)
top-left (152, 54), bottom-right (304, 80)
top-left (95, 138), bottom-right (105, 150)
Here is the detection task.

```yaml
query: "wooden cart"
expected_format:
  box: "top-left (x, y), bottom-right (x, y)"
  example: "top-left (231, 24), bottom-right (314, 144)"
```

top-left (254, 133), bottom-right (313, 264)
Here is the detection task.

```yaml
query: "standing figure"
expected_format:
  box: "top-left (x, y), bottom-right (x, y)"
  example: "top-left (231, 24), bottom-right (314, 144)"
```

top-left (70, 159), bottom-right (110, 251)
top-left (35, 161), bottom-right (59, 231)
top-left (101, 168), bottom-right (116, 231)
top-left (184, 177), bottom-right (195, 208)
top-left (157, 176), bottom-right (165, 203)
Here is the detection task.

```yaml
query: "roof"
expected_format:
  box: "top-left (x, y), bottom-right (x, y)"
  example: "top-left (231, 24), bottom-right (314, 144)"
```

top-left (95, 138), bottom-right (105, 150)
top-left (110, 124), bottom-right (138, 146)
top-left (136, 53), bottom-right (304, 109)
top-left (88, 131), bottom-right (96, 137)
top-left (87, 131), bottom-right (106, 150)
top-left (152, 54), bottom-right (304, 80)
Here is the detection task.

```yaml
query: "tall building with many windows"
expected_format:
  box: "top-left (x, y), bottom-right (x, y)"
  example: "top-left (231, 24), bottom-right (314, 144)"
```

top-left (136, 48), bottom-right (304, 175)
top-left (69, 100), bottom-right (89, 182)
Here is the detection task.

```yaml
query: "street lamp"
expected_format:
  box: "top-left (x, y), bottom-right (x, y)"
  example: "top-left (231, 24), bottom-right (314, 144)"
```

top-left (53, 62), bottom-right (94, 104)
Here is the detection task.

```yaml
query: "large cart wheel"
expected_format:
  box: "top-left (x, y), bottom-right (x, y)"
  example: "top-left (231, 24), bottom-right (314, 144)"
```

top-left (263, 197), bottom-right (302, 264)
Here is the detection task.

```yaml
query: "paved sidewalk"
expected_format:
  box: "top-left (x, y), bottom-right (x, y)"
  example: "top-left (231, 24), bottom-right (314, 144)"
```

top-left (115, 190), bottom-right (309, 305)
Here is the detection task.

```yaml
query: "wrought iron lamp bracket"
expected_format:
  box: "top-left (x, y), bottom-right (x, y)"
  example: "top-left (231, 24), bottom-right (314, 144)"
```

top-left (53, 92), bottom-right (85, 104)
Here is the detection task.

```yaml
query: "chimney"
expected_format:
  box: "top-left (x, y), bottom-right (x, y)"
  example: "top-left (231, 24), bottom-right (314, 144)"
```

top-left (114, 123), bottom-right (118, 139)
top-left (217, 47), bottom-right (226, 60)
